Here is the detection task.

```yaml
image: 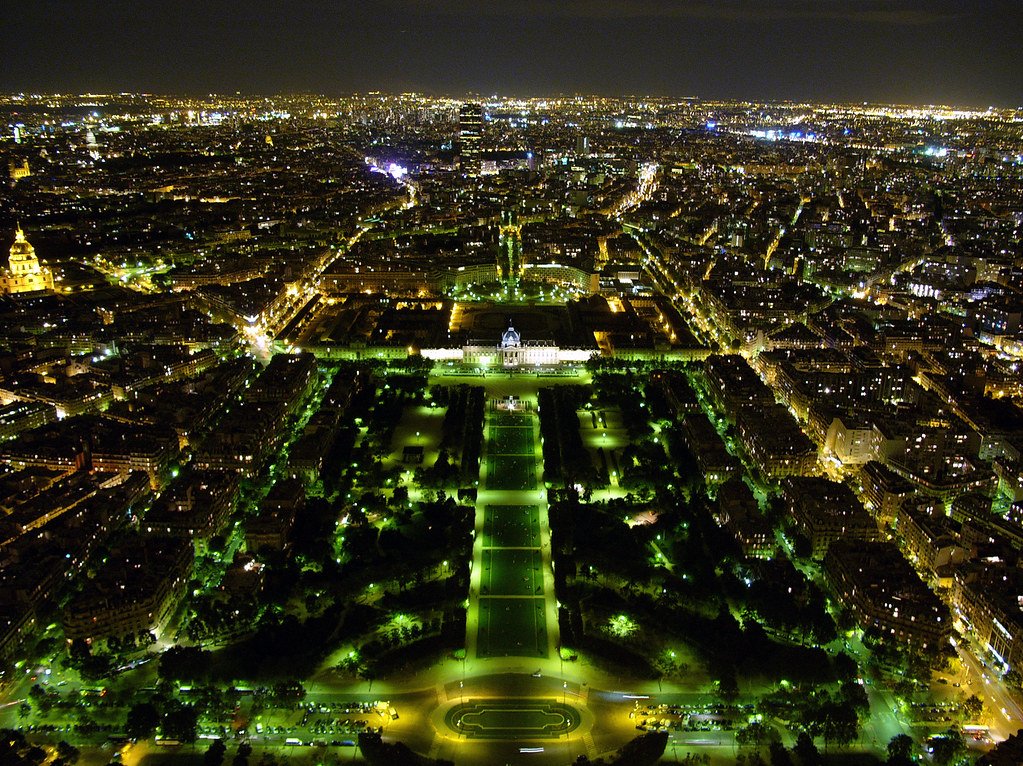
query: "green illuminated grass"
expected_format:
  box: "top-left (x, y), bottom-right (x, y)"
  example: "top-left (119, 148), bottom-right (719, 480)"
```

top-left (476, 598), bottom-right (548, 658)
top-left (480, 548), bottom-right (543, 596)
top-left (446, 699), bottom-right (580, 739)
top-left (486, 454), bottom-right (537, 490)
top-left (482, 505), bottom-right (541, 548)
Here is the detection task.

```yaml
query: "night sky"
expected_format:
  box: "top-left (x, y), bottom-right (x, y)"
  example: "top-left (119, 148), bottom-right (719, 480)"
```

top-left (1, 0), bottom-right (1020, 106)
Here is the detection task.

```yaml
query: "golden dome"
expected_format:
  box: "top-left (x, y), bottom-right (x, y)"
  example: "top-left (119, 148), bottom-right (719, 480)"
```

top-left (9, 226), bottom-right (35, 260)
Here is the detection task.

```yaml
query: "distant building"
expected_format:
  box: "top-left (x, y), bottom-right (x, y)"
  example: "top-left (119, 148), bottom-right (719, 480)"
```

top-left (861, 460), bottom-right (916, 526)
top-left (459, 103), bottom-right (484, 175)
top-left (679, 413), bottom-right (739, 486)
top-left (63, 537), bottom-right (193, 641)
top-left (8, 158), bottom-right (30, 181)
top-left (952, 564), bottom-right (1023, 673)
top-left (782, 477), bottom-right (878, 558)
top-left (737, 405), bottom-right (819, 479)
top-left (246, 478), bottom-right (305, 554)
top-left (462, 325), bottom-right (560, 368)
top-left (715, 478), bottom-right (773, 558)
top-left (2, 226), bottom-right (54, 295)
top-left (825, 539), bottom-right (950, 651)
top-left (144, 470), bottom-right (239, 549)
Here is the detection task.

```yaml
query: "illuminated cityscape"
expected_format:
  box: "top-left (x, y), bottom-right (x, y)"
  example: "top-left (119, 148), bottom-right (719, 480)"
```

top-left (0, 88), bottom-right (1022, 766)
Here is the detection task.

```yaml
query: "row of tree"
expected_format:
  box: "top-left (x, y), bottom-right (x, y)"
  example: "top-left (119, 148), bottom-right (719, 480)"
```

top-left (538, 386), bottom-right (600, 487)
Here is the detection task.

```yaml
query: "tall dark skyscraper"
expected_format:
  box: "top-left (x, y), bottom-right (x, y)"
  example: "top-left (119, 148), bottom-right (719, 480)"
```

top-left (458, 102), bottom-right (483, 176)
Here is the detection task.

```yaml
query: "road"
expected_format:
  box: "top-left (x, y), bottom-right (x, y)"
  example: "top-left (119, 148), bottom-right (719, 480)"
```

top-left (955, 638), bottom-right (1023, 739)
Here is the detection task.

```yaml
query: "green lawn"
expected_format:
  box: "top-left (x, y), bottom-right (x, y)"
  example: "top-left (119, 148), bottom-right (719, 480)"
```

top-left (486, 454), bottom-right (537, 490)
top-left (492, 413), bottom-right (532, 427)
top-left (488, 425), bottom-right (534, 454)
top-left (480, 549), bottom-right (543, 596)
top-left (446, 699), bottom-right (580, 739)
top-left (482, 505), bottom-right (541, 548)
top-left (476, 598), bottom-right (548, 658)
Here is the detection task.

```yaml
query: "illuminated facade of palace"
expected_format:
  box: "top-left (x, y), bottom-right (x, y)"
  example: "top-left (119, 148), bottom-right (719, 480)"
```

top-left (458, 325), bottom-right (577, 368)
top-left (2, 226), bottom-right (54, 295)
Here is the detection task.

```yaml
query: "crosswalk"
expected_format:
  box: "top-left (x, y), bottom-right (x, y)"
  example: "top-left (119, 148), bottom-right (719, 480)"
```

top-left (582, 732), bottom-right (598, 760)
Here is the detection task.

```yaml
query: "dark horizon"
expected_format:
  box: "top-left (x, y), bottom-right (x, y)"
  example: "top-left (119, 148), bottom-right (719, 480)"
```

top-left (1, 0), bottom-right (1021, 109)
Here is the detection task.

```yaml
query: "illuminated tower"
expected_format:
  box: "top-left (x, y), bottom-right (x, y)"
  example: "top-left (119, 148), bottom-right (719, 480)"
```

top-left (2, 226), bottom-right (54, 295)
top-left (498, 210), bottom-right (522, 289)
top-left (458, 102), bottom-right (483, 176)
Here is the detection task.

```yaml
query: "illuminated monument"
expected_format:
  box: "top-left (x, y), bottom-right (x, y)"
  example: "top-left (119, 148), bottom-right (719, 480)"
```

top-left (460, 324), bottom-right (561, 368)
top-left (2, 226), bottom-right (54, 295)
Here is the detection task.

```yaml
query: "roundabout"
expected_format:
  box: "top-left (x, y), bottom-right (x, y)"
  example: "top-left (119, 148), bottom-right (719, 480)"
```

top-left (445, 698), bottom-right (582, 740)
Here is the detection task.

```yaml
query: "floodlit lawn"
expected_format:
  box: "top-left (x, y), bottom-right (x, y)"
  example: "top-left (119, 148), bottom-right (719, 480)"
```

top-left (577, 407), bottom-right (631, 485)
top-left (446, 699), bottom-right (580, 738)
top-left (386, 404), bottom-right (446, 470)
top-left (488, 425), bottom-right (534, 454)
top-left (482, 505), bottom-right (541, 548)
top-left (486, 454), bottom-right (537, 490)
top-left (476, 598), bottom-right (548, 658)
top-left (491, 412), bottom-right (532, 427)
top-left (480, 549), bottom-right (543, 596)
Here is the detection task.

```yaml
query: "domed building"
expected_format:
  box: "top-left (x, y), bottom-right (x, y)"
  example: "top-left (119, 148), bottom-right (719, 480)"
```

top-left (462, 323), bottom-right (559, 368)
top-left (500, 325), bottom-right (521, 348)
top-left (2, 226), bottom-right (54, 295)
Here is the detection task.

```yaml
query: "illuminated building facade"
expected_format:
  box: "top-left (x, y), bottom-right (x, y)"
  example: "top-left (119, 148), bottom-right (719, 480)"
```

top-left (461, 325), bottom-right (563, 368)
top-left (2, 226), bottom-right (53, 295)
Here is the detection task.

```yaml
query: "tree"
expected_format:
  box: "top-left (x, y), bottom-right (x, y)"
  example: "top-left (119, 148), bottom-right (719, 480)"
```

top-left (233, 742), bottom-right (253, 766)
top-left (793, 732), bottom-right (820, 766)
top-left (736, 721), bottom-right (770, 751)
top-left (1004, 668), bottom-right (1022, 689)
top-left (832, 651), bottom-right (858, 681)
top-left (125, 702), bottom-right (161, 740)
top-left (768, 741), bottom-right (793, 766)
top-left (203, 739), bottom-right (227, 766)
top-left (27, 684), bottom-right (53, 713)
top-left (929, 728), bottom-right (965, 766)
top-left (886, 733), bottom-right (914, 765)
top-left (55, 741), bottom-right (79, 765)
top-left (962, 693), bottom-right (983, 720)
top-left (838, 680), bottom-right (869, 715)
top-left (158, 645), bottom-right (211, 682)
top-left (821, 700), bottom-right (859, 749)
top-left (716, 670), bottom-right (739, 703)
top-left (162, 704), bottom-right (199, 743)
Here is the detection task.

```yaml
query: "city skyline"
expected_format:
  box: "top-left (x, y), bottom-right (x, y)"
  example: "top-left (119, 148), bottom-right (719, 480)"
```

top-left (2, 88), bottom-right (1023, 765)
top-left (1, 0), bottom-right (1022, 107)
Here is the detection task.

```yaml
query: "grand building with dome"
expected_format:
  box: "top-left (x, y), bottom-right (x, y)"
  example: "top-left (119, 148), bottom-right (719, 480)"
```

top-left (2, 226), bottom-right (54, 295)
top-left (459, 324), bottom-right (564, 368)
